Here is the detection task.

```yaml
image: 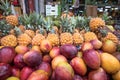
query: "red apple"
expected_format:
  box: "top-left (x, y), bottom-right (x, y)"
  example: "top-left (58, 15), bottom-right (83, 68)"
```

top-left (20, 67), bottom-right (33, 80)
top-left (0, 63), bottom-right (12, 80)
top-left (15, 45), bottom-right (29, 54)
top-left (90, 39), bottom-right (102, 49)
top-left (60, 44), bottom-right (78, 59)
top-left (81, 42), bottom-right (93, 52)
top-left (83, 49), bottom-right (101, 69)
top-left (23, 50), bottom-right (42, 67)
top-left (27, 70), bottom-right (49, 80)
top-left (88, 68), bottom-right (107, 80)
top-left (51, 55), bottom-right (67, 70)
top-left (49, 47), bottom-right (60, 59)
top-left (12, 67), bottom-right (20, 78)
top-left (0, 46), bottom-right (16, 63)
top-left (70, 57), bottom-right (87, 76)
top-left (38, 62), bottom-right (52, 76)
top-left (43, 54), bottom-right (52, 63)
top-left (14, 54), bottom-right (26, 69)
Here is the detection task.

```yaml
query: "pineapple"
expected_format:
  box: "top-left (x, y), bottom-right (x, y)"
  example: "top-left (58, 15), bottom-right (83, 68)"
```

top-left (101, 32), bottom-right (118, 44)
top-left (19, 13), bottom-right (37, 38)
top-left (32, 29), bottom-right (46, 46)
top-left (24, 30), bottom-right (35, 38)
top-left (32, 14), bottom-right (46, 46)
top-left (72, 16), bottom-right (89, 45)
top-left (84, 32), bottom-right (98, 42)
top-left (0, 19), bottom-right (17, 47)
top-left (6, 15), bottom-right (18, 26)
top-left (17, 33), bottom-right (32, 46)
top-left (89, 17), bottom-right (105, 31)
top-left (1, 35), bottom-right (17, 47)
top-left (60, 16), bottom-right (73, 45)
top-left (43, 17), bottom-right (59, 46)
top-left (0, 0), bottom-right (18, 26)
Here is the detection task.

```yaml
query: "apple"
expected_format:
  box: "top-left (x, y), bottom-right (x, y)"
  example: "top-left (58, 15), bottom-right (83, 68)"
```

top-left (15, 45), bottom-right (29, 54)
top-left (49, 47), bottom-right (60, 59)
top-left (0, 46), bottom-right (16, 63)
top-left (23, 50), bottom-right (42, 67)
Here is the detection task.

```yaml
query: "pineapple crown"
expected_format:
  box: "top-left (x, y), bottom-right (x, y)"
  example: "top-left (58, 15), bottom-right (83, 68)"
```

top-left (42, 17), bottom-right (54, 32)
top-left (60, 16), bottom-right (73, 33)
top-left (102, 12), bottom-right (112, 25)
top-left (19, 12), bottom-right (45, 31)
top-left (0, 19), bottom-right (13, 37)
top-left (0, 0), bottom-right (12, 16)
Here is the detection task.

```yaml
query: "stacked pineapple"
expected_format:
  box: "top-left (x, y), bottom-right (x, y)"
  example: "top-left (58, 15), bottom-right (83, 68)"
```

top-left (89, 17), bottom-right (118, 44)
top-left (0, 0), bottom-right (119, 48)
top-left (0, 0), bottom-right (18, 47)
top-left (43, 17), bottom-right (60, 47)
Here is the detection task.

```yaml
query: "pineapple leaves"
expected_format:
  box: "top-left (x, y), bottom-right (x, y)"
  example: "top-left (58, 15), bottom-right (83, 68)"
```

top-left (0, 19), bottom-right (12, 37)
top-left (0, 0), bottom-right (12, 15)
top-left (42, 17), bottom-right (53, 32)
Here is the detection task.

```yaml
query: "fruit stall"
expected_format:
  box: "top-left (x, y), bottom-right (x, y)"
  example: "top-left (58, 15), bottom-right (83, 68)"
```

top-left (0, 0), bottom-right (120, 80)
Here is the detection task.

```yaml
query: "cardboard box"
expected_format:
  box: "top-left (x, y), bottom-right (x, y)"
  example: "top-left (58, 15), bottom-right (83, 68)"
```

top-left (86, 5), bottom-right (97, 17)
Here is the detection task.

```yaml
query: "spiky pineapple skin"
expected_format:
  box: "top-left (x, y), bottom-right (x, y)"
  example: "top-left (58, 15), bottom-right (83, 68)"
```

top-left (84, 32), bottom-right (98, 42)
top-left (89, 17), bottom-right (105, 31)
top-left (47, 33), bottom-right (59, 46)
top-left (60, 32), bottom-right (73, 45)
top-left (32, 34), bottom-right (45, 46)
top-left (73, 32), bottom-right (84, 45)
top-left (101, 32), bottom-right (118, 43)
top-left (25, 30), bottom-right (35, 38)
top-left (1, 35), bottom-right (17, 47)
top-left (17, 33), bottom-right (32, 46)
top-left (6, 15), bottom-right (18, 26)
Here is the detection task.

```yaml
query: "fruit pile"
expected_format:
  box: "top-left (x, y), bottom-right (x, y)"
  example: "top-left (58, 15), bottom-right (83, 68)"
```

top-left (0, 0), bottom-right (120, 80)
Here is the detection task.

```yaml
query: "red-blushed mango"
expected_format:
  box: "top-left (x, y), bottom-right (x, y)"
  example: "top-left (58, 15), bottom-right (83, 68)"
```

top-left (70, 57), bottom-right (87, 76)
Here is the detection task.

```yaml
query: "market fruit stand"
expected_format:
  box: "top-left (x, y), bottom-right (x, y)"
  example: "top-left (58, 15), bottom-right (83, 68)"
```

top-left (0, 0), bottom-right (120, 80)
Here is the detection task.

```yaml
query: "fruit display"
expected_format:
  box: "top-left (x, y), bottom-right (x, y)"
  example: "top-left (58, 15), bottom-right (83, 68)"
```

top-left (1, 0), bottom-right (120, 80)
